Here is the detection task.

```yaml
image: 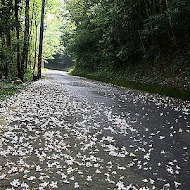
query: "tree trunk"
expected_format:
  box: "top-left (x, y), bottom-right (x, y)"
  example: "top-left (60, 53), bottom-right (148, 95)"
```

top-left (37, 0), bottom-right (45, 79)
top-left (0, 34), bottom-right (5, 48)
top-left (138, 30), bottom-right (146, 56)
top-left (20, 0), bottom-right (30, 81)
top-left (6, 32), bottom-right (12, 48)
top-left (15, 0), bottom-right (21, 79)
top-left (1, 0), bottom-right (10, 78)
top-left (4, 32), bottom-right (12, 79)
top-left (33, 20), bottom-right (38, 74)
top-left (165, 0), bottom-right (176, 41)
top-left (28, 0), bottom-right (35, 70)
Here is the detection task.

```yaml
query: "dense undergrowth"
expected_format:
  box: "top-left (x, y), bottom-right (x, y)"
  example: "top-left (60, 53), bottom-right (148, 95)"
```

top-left (0, 69), bottom-right (33, 101)
top-left (70, 53), bottom-right (190, 101)
top-left (0, 81), bottom-right (23, 101)
top-left (71, 69), bottom-right (190, 101)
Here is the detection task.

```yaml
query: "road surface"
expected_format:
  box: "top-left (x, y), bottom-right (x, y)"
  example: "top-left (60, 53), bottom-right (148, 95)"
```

top-left (0, 70), bottom-right (190, 189)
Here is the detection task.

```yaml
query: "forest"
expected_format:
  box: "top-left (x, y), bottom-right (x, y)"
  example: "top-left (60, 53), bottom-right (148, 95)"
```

top-left (0, 0), bottom-right (65, 81)
top-left (64, 0), bottom-right (190, 92)
top-left (0, 1), bottom-right (190, 189)
top-left (0, 0), bottom-right (190, 98)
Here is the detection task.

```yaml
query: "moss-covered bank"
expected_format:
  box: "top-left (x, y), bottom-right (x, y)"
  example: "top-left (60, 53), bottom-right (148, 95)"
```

top-left (70, 57), bottom-right (190, 101)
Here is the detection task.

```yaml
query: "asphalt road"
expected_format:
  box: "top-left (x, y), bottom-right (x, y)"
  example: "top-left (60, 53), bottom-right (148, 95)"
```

top-left (0, 69), bottom-right (190, 189)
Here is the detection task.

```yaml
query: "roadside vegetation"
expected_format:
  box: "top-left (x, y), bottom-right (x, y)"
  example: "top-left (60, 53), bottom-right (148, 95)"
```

top-left (0, 0), bottom-right (65, 82)
top-left (63, 0), bottom-right (190, 100)
top-left (1, 0), bottom-right (190, 100)
top-left (70, 53), bottom-right (190, 100)
top-left (0, 69), bottom-right (33, 101)
top-left (0, 80), bottom-right (23, 101)
top-left (71, 68), bottom-right (190, 101)
top-left (0, 0), bottom-right (68, 100)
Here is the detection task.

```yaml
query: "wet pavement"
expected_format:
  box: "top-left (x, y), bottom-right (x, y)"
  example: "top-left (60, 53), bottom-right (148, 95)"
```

top-left (0, 70), bottom-right (190, 189)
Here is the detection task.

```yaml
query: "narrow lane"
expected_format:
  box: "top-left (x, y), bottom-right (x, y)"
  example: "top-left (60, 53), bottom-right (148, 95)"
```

top-left (0, 70), bottom-right (189, 189)
top-left (46, 70), bottom-right (190, 189)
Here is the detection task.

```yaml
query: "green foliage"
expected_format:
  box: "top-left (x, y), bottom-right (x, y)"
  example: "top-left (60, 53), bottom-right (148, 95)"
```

top-left (0, 0), bottom-right (66, 80)
top-left (62, 0), bottom-right (190, 75)
top-left (45, 53), bottom-right (73, 70)
top-left (70, 66), bottom-right (190, 101)
top-left (24, 68), bottom-right (33, 82)
top-left (0, 80), bottom-right (23, 100)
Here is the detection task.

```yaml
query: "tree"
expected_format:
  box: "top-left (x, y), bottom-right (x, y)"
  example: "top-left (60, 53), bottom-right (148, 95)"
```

top-left (15, 0), bottom-right (21, 79)
top-left (20, 0), bottom-right (30, 81)
top-left (61, 0), bottom-right (190, 74)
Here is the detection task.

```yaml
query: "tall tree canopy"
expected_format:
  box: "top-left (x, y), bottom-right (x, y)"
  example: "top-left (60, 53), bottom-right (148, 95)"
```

top-left (1, 0), bottom-right (190, 85)
top-left (0, 0), bottom-right (65, 80)
top-left (61, 0), bottom-right (190, 73)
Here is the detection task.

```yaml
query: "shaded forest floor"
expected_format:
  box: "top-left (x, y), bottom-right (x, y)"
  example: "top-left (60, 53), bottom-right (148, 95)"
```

top-left (0, 81), bottom-right (24, 101)
top-left (71, 54), bottom-right (190, 100)
top-left (0, 69), bottom-right (33, 101)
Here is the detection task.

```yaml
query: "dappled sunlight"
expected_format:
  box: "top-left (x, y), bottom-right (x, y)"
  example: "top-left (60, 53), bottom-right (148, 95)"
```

top-left (0, 0), bottom-right (190, 189)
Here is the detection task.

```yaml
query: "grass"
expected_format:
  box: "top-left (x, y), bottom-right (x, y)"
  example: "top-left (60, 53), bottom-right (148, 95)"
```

top-left (0, 68), bottom-right (33, 101)
top-left (0, 80), bottom-right (24, 101)
top-left (70, 68), bottom-right (190, 101)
